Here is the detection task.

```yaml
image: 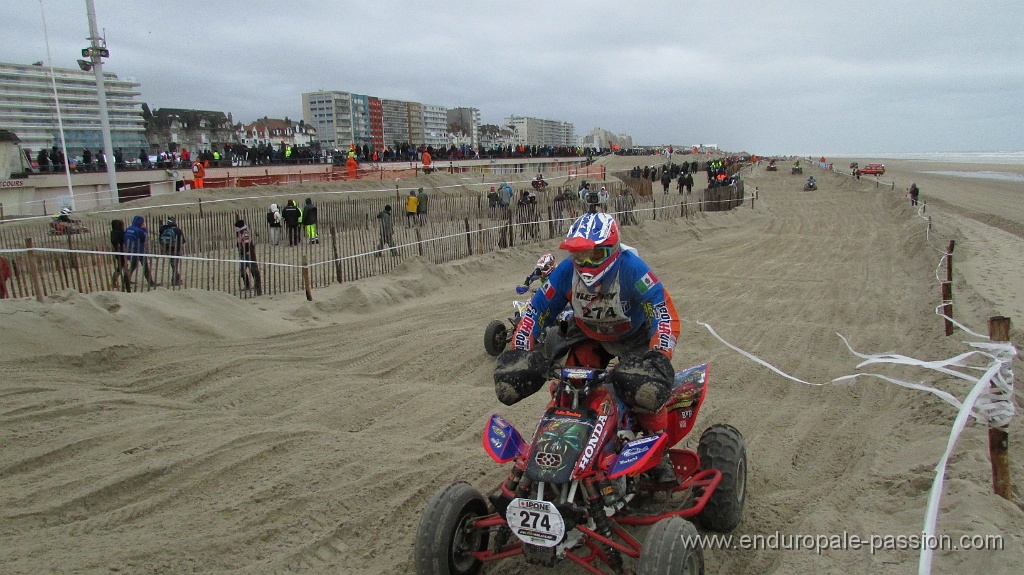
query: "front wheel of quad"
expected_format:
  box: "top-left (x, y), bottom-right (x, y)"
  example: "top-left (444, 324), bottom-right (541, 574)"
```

top-left (415, 481), bottom-right (491, 575)
top-left (484, 320), bottom-right (508, 357)
top-left (637, 516), bottom-right (705, 575)
top-left (695, 423), bottom-right (747, 532)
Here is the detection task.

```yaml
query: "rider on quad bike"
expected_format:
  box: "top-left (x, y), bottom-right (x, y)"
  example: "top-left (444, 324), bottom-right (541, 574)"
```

top-left (494, 212), bottom-right (681, 484)
top-left (50, 207), bottom-right (86, 234)
top-left (518, 253), bottom-right (556, 292)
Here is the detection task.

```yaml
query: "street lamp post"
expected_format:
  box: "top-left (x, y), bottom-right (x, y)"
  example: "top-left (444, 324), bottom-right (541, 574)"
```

top-left (84, 0), bottom-right (118, 204)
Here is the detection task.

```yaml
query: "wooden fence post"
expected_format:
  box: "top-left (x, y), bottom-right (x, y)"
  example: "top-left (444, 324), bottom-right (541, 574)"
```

top-left (302, 255), bottom-right (312, 301)
top-left (988, 316), bottom-right (1013, 501)
top-left (464, 218), bottom-right (473, 255)
top-left (943, 240), bottom-right (955, 336)
top-left (330, 225), bottom-right (343, 283)
top-left (25, 238), bottom-right (44, 303)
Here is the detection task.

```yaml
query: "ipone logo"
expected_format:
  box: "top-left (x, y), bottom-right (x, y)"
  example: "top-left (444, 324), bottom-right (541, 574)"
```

top-left (517, 499), bottom-right (551, 512)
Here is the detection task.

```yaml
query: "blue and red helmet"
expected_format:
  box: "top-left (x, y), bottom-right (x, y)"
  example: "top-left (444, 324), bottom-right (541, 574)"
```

top-left (559, 212), bottom-right (621, 287)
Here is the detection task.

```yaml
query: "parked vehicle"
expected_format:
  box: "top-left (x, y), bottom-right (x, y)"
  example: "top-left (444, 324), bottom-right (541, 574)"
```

top-left (858, 163), bottom-right (886, 176)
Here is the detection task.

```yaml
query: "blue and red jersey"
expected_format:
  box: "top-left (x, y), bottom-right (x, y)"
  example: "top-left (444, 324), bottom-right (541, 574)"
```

top-left (511, 250), bottom-right (680, 359)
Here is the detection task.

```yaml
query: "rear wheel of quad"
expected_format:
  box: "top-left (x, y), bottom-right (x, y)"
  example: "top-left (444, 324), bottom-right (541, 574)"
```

top-left (415, 481), bottom-right (491, 575)
top-left (637, 516), bottom-right (705, 575)
top-left (695, 424), bottom-right (747, 532)
top-left (484, 320), bottom-right (508, 357)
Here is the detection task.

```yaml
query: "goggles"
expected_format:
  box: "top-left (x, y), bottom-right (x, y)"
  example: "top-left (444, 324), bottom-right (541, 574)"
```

top-left (570, 246), bottom-right (615, 268)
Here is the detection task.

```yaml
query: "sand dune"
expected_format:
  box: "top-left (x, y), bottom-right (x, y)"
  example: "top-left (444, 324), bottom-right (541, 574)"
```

top-left (1, 155), bottom-right (1021, 574)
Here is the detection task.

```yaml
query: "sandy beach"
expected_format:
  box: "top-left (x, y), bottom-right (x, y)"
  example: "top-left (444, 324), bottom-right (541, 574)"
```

top-left (1, 152), bottom-right (1022, 574)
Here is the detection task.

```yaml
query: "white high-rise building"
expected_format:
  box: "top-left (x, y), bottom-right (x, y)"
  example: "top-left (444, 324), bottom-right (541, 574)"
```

top-left (0, 61), bottom-right (148, 158)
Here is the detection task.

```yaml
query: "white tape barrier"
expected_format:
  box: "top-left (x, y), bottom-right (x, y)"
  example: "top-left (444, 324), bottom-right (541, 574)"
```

top-left (698, 320), bottom-right (1015, 575)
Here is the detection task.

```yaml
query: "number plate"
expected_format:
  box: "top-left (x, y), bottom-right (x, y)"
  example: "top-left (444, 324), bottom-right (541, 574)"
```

top-left (506, 497), bottom-right (566, 547)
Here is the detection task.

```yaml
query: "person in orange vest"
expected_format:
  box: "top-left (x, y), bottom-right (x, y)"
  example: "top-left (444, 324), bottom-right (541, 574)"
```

top-left (346, 155), bottom-right (358, 179)
top-left (191, 158), bottom-right (206, 189)
top-left (421, 148), bottom-right (432, 174)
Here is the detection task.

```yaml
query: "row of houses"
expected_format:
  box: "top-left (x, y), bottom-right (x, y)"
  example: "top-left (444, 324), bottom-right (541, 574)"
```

top-left (0, 60), bottom-right (633, 164)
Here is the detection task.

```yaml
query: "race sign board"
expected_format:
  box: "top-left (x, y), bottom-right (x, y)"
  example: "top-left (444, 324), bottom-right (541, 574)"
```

top-left (506, 497), bottom-right (566, 547)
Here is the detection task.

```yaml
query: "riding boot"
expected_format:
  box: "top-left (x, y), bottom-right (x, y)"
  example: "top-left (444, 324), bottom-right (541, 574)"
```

top-left (637, 407), bottom-right (676, 485)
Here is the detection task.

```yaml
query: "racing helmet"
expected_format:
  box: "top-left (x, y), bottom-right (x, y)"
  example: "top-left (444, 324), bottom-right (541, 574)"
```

top-left (60, 207), bottom-right (72, 215)
top-left (535, 253), bottom-right (556, 277)
top-left (559, 212), bottom-right (621, 287)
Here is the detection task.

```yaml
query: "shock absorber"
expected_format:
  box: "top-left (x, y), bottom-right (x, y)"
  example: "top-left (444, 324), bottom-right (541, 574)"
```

top-left (502, 464), bottom-right (525, 495)
top-left (583, 480), bottom-right (623, 573)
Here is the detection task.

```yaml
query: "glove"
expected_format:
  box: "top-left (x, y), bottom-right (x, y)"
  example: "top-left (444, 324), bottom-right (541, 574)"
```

top-left (610, 350), bottom-right (674, 413)
top-left (493, 349), bottom-right (548, 406)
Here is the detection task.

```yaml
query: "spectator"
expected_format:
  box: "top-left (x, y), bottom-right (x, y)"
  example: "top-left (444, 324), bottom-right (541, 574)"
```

top-left (235, 219), bottom-right (261, 294)
top-left (375, 204), bottom-right (399, 256)
top-left (81, 149), bottom-right (92, 172)
top-left (123, 215), bottom-right (158, 288)
top-left (191, 158), bottom-right (206, 189)
top-left (421, 149), bottom-right (433, 173)
top-left (405, 189), bottom-right (419, 227)
top-left (302, 197), bottom-right (319, 244)
top-left (908, 183), bottom-right (920, 206)
top-left (487, 186), bottom-right (500, 219)
top-left (36, 149), bottom-right (49, 173)
top-left (416, 187), bottom-right (428, 226)
top-left (158, 216), bottom-right (185, 286)
top-left (498, 182), bottom-right (513, 216)
top-left (266, 203), bottom-right (282, 245)
top-left (139, 148), bottom-right (151, 169)
top-left (281, 199), bottom-right (302, 246)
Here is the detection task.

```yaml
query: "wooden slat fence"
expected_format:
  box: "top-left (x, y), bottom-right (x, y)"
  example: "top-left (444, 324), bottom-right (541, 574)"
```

top-left (0, 176), bottom-right (748, 301)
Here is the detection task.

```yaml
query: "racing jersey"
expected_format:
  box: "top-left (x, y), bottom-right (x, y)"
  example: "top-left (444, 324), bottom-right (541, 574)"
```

top-left (511, 250), bottom-right (680, 358)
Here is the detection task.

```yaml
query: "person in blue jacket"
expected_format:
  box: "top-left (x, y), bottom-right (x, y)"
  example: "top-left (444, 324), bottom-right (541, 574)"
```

top-left (123, 215), bottom-right (158, 288)
top-left (493, 211), bottom-right (681, 481)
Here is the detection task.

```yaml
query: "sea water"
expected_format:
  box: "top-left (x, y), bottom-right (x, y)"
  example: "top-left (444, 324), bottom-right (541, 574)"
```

top-left (824, 151), bottom-right (1024, 182)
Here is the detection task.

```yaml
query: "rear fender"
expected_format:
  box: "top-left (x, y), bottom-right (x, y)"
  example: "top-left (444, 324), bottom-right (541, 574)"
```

top-left (664, 364), bottom-right (709, 446)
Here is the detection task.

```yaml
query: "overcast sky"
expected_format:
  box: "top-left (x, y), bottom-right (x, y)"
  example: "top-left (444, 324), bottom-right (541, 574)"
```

top-left (4, 0), bottom-right (1023, 156)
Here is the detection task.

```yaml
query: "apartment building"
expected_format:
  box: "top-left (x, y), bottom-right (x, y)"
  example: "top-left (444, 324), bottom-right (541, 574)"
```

top-left (447, 107), bottom-right (481, 148)
top-left (0, 61), bottom-right (148, 159)
top-left (422, 104), bottom-right (448, 149)
top-left (504, 115), bottom-right (576, 147)
top-left (302, 90), bottom-right (355, 149)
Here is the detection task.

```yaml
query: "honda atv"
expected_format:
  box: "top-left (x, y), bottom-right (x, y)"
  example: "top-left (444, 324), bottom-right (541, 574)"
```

top-left (414, 359), bottom-right (746, 575)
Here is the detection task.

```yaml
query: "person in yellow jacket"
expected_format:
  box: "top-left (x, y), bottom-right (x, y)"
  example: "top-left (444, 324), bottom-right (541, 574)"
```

top-left (404, 190), bottom-right (419, 228)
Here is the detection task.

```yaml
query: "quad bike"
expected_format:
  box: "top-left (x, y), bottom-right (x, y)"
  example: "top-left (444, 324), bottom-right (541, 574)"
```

top-left (484, 282), bottom-right (572, 357)
top-left (766, 159), bottom-right (778, 171)
top-left (48, 220), bottom-right (89, 235)
top-left (414, 358), bottom-right (747, 575)
top-left (803, 179), bottom-right (818, 191)
top-left (485, 256), bottom-right (566, 357)
top-left (791, 166), bottom-right (803, 175)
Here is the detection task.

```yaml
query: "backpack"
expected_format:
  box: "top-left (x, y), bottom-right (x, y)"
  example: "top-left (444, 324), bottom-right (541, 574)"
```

top-left (160, 227), bottom-right (176, 247)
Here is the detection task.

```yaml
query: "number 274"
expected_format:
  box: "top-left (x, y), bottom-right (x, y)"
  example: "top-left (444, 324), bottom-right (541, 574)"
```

top-left (519, 511), bottom-right (552, 530)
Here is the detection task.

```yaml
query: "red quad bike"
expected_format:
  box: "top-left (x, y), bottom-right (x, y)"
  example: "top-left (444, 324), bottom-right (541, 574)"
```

top-left (415, 355), bottom-right (747, 575)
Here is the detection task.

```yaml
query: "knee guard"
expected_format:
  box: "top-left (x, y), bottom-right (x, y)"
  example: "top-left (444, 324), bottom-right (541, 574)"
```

top-left (493, 349), bottom-right (548, 406)
top-left (610, 350), bottom-right (674, 414)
